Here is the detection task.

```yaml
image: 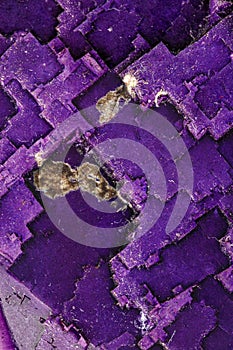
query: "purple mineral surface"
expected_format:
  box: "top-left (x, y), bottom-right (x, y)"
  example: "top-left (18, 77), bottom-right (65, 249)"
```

top-left (0, 1), bottom-right (233, 349)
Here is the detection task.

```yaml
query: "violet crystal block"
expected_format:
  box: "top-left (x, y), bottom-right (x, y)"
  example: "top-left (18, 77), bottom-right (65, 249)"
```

top-left (0, 1), bottom-right (233, 350)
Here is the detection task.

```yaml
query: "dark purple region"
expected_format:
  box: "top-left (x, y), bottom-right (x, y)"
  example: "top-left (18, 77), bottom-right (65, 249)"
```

top-left (113, 209), bottom-right (230, 302)
top-left (0, 86), bottom-right (17, 130)
top-left (9, 212), bottom-right (119, 313)
top-left (63, 262), bottom-right (141, 345)
top-left (0, 0), bottom-right (61, 43)
top-left (193, 278), bottom-right (233, 350)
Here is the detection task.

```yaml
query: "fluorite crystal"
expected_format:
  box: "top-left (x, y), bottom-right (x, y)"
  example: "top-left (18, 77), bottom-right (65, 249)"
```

top-left (0, 1), bottom-right (233, 349)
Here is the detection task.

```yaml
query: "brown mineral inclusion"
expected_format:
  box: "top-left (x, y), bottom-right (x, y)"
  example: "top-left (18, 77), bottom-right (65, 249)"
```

top-left (34, 160), bottom-right (79, 199)
top-left (78, 162), bottom-right (117, 201)
top-left (96, 85), bottom-right (130, 123)
top-left (34, 159), bottom-right (117, 201)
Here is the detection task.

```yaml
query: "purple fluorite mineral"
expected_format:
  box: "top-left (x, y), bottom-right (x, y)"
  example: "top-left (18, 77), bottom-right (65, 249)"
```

top-left (0, 1), bottom-right (233, 349)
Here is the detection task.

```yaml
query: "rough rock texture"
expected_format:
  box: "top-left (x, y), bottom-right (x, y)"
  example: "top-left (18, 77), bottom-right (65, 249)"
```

top-left (0, 1), bottom-right (233, 349)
